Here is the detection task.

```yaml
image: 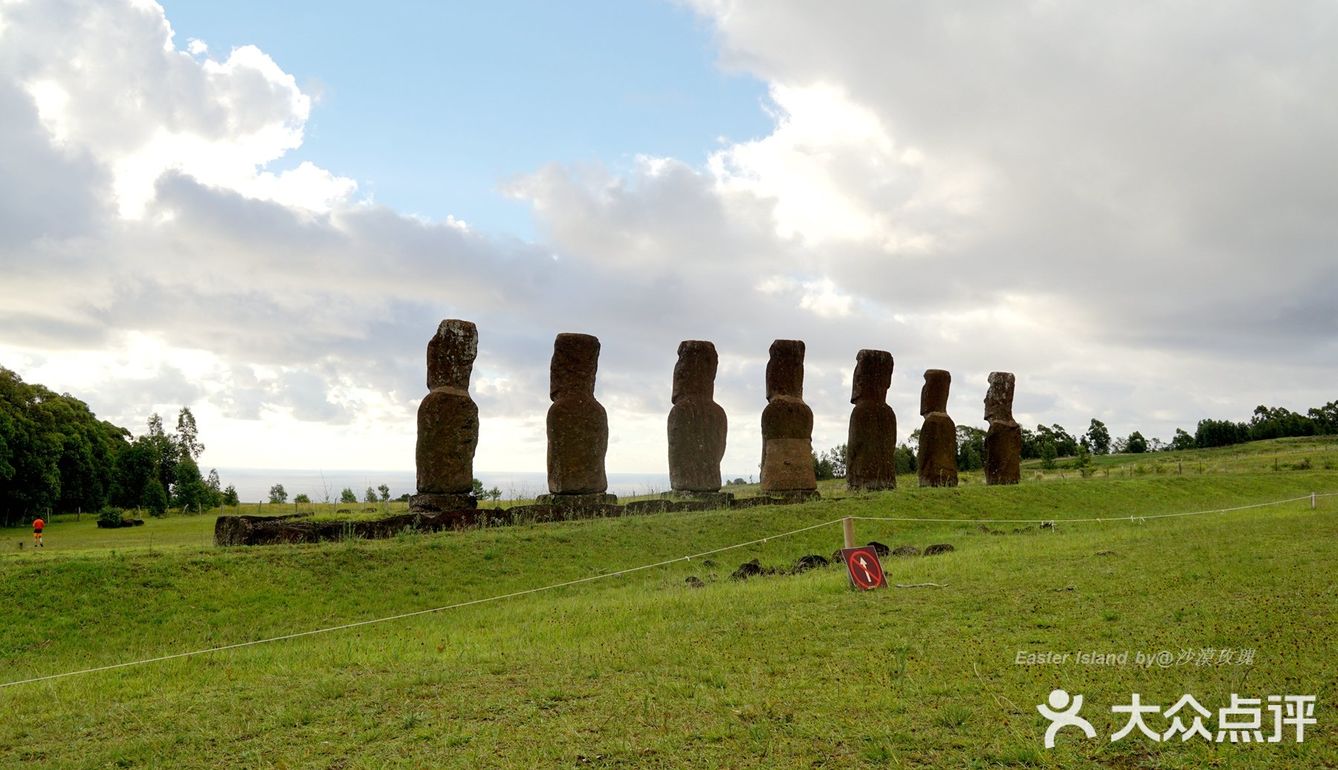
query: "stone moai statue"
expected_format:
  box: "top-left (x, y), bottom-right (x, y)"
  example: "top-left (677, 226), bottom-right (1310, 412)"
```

top-left (411, 319), bottom-right (480, 512)
top-left (667, 340), bottom-right (728, 494)
top-left (917, 369), bottom-right (959, 487)
top-left (846, 349), bottom-right (897, 491)
top-left (542, 332), bottom-right (615, 504)
top-left (759, 340), bottom-right (818, 495)
top-left (983, 371), bottom-right (1022, 485)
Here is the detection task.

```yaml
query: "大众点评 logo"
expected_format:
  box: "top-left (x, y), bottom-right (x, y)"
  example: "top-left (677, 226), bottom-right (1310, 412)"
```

top-left (1037, 689), bottom-right (1315, 748)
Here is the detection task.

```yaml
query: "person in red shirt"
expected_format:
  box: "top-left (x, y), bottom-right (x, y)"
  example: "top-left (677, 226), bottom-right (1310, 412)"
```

top-left (32, 517), bottom-right (44, 548)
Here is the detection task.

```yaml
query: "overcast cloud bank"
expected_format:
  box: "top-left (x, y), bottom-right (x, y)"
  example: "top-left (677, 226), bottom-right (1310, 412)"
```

top-left (1, 0), bottom-right (1333, 476)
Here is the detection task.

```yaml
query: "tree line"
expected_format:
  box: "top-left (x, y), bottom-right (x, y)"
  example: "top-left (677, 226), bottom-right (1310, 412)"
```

top-left (0, 366), bottom-right (233, 526)
top-left (5, 364), bottom-right (1333, 517)
top-left (265, 479), bottom-right (500, 506)
top-left (810, 399), bottom-right (1338, 480)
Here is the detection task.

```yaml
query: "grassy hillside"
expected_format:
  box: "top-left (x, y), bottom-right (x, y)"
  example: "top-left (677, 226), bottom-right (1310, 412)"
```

top-left (1, 441), bottom-right (1335, 767)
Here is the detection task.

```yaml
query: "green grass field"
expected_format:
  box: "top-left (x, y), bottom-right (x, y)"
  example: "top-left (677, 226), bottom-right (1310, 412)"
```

top-left (2, 438), bottom-right (1336, 768)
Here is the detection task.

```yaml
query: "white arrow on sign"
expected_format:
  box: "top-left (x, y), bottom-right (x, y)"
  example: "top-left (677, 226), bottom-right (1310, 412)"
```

top-left (857, 556), bottom-right (873, 583)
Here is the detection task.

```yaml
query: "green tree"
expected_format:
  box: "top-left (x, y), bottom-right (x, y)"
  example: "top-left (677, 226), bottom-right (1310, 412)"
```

top-left (377, 484), bottom-right (391, 503)
top-left (364, 486), bottom-right (377, 503)
top-left (471, 478), bottom-right (485, 498)
top-left (826, 444), bottom-right (848, 478)
top-left (40, 394), bottom-right (124, 514)
top-left (1126, 431), bottom-right (1148, 454)
top-left (812, 450), bottom-right (835, 481)
top-left (955, 426), bottom-right (986, 471)
top-left (1072, 445), bottom-right (1094, 477)
top-left (204, 468), bottom-right (223, 509)
top-left (294, 493), bottom-right (311, 504)
top-left (175, 406), bottom-right (204, 460)
top-left (269, 484), bottom-right (289, 504)
top-left (893, 443), bottom-right (916, 474)
top-left (1308, 401), bottom-right (1338, 435)
top-left (339, 487), bottom-right (357, 504)
top-left (1040, 440), bottom-right (1058, 469)
top-left (1195, 418), bottom-right (1249, 448)
top-left (1019, 427), bottom-right (1039, 459)
top-left (222, 485), bottom-right (240, 506)
top-left (1034, 424), bottom-right (1079, 457)
top-left (145, 477), bottom-right (169, 517)
top-left (0, 368), bottom-right (121, 523)
top-left (110, 437), bottom-right (154, 508)
top-left (145, 413), bottom-right (179, 495)
top-left (1085, 419), bottom-right (1112, 455)
top-left (172, 454), bottom-right (209, 513)
top-left (1170, 428), bottom-right (1195, 451)
top-left (1247, 405), bottom-right (1315, 441)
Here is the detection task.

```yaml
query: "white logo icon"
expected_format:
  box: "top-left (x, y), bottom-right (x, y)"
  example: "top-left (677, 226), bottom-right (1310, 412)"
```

top-left (1037, 689), bottom-right (1097, 748)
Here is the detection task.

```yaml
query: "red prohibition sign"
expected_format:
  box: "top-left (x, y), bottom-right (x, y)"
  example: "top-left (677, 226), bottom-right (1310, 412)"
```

top-left (840, 547), bottom-right (887, 590)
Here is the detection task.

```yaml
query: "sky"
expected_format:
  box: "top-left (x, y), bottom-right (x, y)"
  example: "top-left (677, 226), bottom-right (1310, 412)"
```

top-left (1, 0), bottom-right (1335, 480)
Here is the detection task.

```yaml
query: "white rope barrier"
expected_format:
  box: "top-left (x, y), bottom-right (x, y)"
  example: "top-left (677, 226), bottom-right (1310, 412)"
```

top-left (0, 517), bottom-right (844, 689)
top-left (2, 488), bottom-right (1330, 690)
top-left (850, 493), bottom-right (1325, 525)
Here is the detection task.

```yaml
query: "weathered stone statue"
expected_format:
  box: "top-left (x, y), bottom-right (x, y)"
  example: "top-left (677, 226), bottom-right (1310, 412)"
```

top-left (411, 319), bottom-right (479, 512)
top-left (540, 332), bottom-right (615, 506)
top-left (667, 340), bottom-right (728, 494)
top-left (760, 339), bottom-right (818, 495)
top-left (983, 371), bottom-right (1022, 485)
top-left (846, 349), bottom-right (896, 491)
top-left (917, 369), bottom-right (959, 487)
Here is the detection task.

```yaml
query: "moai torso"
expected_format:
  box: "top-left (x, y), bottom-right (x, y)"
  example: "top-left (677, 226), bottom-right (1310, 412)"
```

top-left (984, 371), bottom-right (1022, 485)
top-left (917, 369), bottom-right (959, 487)
top-left (846, 349), bottom-right (897, 490)
top-left (667, 340), bottom-right (728, 492)
top-left (415, 320), bottom-right (480, 495)
top-left (760, 340), bottom-right (817, 492)
top-left (546, 333), bottom-right (609, 495)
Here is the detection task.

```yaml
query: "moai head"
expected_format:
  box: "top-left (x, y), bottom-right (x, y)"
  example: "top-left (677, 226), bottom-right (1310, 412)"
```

top-left (672, 340), bottom-right (718, 405)
top-left (850, 349), bottom-right (893, 405)
top-left (550, 332), bottom-right (600, 400)
top-left (984, 371), bottom-right (1016, 422)
top-left (426, 319), bottom-right (478, 391)
top-left (920, 369), bottom-right (951, 416)
top-left (765, 339), bottom-right (805, 400)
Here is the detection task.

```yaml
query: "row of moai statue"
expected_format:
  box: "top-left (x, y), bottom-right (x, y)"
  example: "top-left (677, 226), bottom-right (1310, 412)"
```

top-left (410, 320), bottom-right (1022, 512)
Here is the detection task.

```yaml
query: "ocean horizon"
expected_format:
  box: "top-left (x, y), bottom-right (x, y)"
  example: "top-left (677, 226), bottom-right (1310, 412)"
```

top-left (211, 468), bottom-right (717, 504)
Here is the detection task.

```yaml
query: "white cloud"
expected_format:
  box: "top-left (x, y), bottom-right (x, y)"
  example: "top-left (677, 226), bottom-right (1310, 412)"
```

top-left (2, 0), bottom-right (1335, 479)
top-left (2, 3), bottom-right (351, 218)
top-left (708, 82), bottom-right (975, 253)
top-left (756, 275), bottom-right (853, 319)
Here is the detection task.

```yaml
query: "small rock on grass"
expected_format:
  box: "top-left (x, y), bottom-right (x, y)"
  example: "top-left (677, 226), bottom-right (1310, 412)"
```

top-left (730, 559), bottom-right (770, 580)
top-left (923, 543), bottom-right (955, 556)
top-left (790, 554), bottom-right (829, 573)
top-left (891, 545), bottom-right (921, 557)
top-left (685, 575), bottom-right (705, 588)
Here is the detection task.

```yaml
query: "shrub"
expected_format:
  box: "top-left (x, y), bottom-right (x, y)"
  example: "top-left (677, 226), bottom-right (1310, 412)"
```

top-left (98, 507), bottom-right (123, 527)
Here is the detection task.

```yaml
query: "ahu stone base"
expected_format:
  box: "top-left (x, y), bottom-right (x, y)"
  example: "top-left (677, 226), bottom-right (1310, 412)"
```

top-left (409, 492), bottom-right (478, 513)
top-left (536, 492), bottom-right (618, 509)
top-left (215, 488), bottom-right (827, 547)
